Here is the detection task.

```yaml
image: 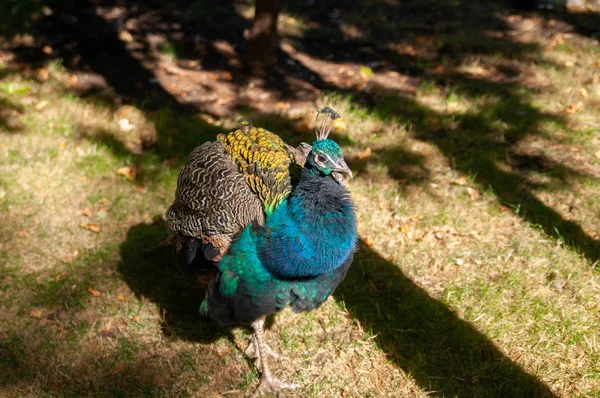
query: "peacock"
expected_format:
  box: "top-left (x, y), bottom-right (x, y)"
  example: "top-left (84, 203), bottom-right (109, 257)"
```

top-left (165, 107), bottom-right (358, 397)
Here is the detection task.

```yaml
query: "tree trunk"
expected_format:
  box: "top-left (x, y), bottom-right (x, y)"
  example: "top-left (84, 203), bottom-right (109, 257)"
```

top-left (246, 0), bottom-right (280, 74)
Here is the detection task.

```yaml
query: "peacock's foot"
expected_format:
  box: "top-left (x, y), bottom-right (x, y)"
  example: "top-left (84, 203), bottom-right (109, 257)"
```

top-left (249, 373), bottom-right (298, 398)
top-left (245, 335), bottom-right (287, 368)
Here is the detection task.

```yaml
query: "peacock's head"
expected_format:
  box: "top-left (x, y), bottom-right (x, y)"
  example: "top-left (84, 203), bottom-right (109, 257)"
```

top-left (306, 139), bottom-right (352, 181)
top-left (305, 106), bottom-right (353, 185)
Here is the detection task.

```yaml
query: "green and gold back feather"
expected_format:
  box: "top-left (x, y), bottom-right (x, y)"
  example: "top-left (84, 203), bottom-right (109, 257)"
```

top-left (217, 125), bottom-right (294, 215)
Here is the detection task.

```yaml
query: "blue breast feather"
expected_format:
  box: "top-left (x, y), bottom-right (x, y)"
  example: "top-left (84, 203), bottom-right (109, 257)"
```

top-left (200, 173), bottom-right (358, 325)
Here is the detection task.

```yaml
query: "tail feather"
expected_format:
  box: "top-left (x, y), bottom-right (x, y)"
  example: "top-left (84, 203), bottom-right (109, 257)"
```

top-left (174, 236), bottom-right (218, 276)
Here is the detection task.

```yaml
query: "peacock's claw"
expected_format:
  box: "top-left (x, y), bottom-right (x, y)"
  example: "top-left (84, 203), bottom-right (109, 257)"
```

top-left (247, 319), bottom-right (296, 397)
top-left (249, 373), bottom-right (299, 398)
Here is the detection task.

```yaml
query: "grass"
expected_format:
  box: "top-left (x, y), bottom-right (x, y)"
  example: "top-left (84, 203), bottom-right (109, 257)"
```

top-left (1, 0), bottom-right (600, 397)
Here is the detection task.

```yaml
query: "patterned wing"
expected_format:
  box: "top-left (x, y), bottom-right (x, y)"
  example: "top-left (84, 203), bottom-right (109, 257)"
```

top-left (165, 140), bottom-right (265, 259)
top-left (217, 127), bottom-right (295, 215)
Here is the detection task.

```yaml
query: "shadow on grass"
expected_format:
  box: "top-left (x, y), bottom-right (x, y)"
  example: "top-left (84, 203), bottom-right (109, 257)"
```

top-left (336, 240), bottom-right (558, 398)
top-left (117, 218), bottom-right (229, 343)
top-left (0, 328), bottom-right (219, 396)
top-left (372, 89), bottom-right (600, 264)
top-left (116, 220), bottom-right (559, 397)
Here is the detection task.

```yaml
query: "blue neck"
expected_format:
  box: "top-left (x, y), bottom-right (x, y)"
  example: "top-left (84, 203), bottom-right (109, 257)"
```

top-left (255, 170), bottom-right (357, 278)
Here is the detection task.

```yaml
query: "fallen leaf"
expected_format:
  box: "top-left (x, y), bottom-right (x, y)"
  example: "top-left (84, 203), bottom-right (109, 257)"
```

top-left (35, 100), bottom-right (49, 110)
top-left (30, 309), bottom-right (43, 318)
top-left (580, 88), bottom-right (588, 97)
top-left (399, 223), bottom-right (414, 238)
top-left (453, 176), bottom-right (468, 186)
top-left (88, 287), bottom-right (101, 297)
top-left (55, 272), bottom-right (67, 281)
top-left (61, 250), bottom-right (78, 263)
top-left (356, 147), bottom-right (372, 159)
top-left (118, 30), bottom-right (134, 43)
top-left (36, 68), bottom-right (50, 82)
top-left (359, 65), bottom-right (373, 81)
top-left (58, 142), bottom-right (67, 151)
top-left (133, 315), bottom-right (140, 322)
top-left (112, 364), bottom-right (126, 375)
top-left (564, 101), bottom-right (583, 114)
top-left (364, 235), bottom-right (375, 247)
top-left (99, 197), bottom-right (111, 206)
top-left (118, 118), bottom-right (135, 131)
top-left (466, 187), bottom-right (480, 200)
top-left (217, 345), bottom-right (232, 357)
top-left (594, 150), bottom-right (600, 159)
top-left (133, 185), bottom-right (146, 193)
top-left (116, 166), bottom-right (136, 181)
top-left (82, 207), bottom-right (93, 217)
top-left (118, 295), bottom-right (125, 302)
top-left (80, 223), bottom-right (101, 233)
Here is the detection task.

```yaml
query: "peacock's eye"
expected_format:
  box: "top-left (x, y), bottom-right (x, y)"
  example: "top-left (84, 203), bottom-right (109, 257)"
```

top-left (315, 154), bottom-right (327, 164)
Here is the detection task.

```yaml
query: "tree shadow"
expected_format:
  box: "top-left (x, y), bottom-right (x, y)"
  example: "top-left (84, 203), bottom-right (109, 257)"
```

top-left (370, 86), bottom-right (600, 263)
top-left (116, 225), bottom-right (560, 397)
top-left (507, 0), bottom-right (600, 40)
top-left (336, 240), bottom-right (558, 398)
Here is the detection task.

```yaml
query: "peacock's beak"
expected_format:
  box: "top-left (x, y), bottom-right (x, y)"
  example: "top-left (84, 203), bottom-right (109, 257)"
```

top-left (333, 159), bottom-right (353, 179)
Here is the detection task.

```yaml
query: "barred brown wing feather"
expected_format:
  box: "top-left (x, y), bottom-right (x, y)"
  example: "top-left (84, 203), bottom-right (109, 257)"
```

top-left (166, 140), bottom-right (264, 255)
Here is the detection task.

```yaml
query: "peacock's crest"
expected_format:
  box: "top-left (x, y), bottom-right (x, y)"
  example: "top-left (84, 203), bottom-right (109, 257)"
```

top-left (315, 106), bottom-right (340, 141)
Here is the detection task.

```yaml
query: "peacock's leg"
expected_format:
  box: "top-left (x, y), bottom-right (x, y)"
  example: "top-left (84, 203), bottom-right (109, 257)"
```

top-left (245, 333), bottom-right (287, 369)
top-left (249, 318), bottom-right (298, 398)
